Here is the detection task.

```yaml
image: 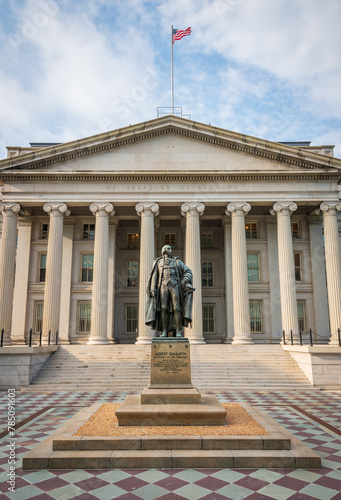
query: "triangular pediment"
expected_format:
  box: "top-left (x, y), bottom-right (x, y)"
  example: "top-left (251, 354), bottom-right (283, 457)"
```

top-left (1, 116), bottom-right (340, 178)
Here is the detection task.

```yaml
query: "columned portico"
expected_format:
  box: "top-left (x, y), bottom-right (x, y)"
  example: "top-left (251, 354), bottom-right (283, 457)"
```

top-left (0, 202), bottom-right (21, 344)
top-left (181, 202), bottom-right (205, 344)
top-left (320, 202), bottom-right (341, 344)
top-left (271, 202), bottom-right (299, 337)
top-left (42, 203), bottom-right (69, 341)
top-left (135, 202), bottom-right (159, 344)
top-left (87, 203), bottom-right (114, 345)
top-left (226, 203), bottom-right (253, 344)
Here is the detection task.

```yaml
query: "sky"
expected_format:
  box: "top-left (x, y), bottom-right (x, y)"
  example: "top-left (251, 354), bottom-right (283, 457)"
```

top-left (1, 0), bottom-right (341, 159)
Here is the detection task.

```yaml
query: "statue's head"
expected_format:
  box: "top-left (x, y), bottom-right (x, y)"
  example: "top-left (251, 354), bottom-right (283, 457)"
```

top-left (161, 245), bottom-right (172, 256)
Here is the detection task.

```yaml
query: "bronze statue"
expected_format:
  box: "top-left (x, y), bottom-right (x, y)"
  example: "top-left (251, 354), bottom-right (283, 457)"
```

top-left (145, 245), bottom-right (195, 337)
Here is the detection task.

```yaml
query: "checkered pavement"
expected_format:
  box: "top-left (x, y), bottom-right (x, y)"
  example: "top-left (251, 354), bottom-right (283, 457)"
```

top-left (1, 390), bottom-right (341, 499)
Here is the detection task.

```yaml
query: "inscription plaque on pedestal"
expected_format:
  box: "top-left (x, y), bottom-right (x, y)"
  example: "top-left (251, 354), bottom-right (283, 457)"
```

top-left (150, 338), bottom-right (191, 388)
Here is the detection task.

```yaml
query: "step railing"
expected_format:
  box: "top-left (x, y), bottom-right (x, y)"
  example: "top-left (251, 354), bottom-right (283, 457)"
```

top-left (0, 328), bottom-right (59, 347)
top-left (282, 328), bottom-right (341, 346)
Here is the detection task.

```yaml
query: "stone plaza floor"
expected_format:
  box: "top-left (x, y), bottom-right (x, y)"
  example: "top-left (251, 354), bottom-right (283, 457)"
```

top-left (0, 389), bottom-right (341, 499)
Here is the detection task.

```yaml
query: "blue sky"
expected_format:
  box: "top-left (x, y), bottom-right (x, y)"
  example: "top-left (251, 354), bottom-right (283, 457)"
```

top-left (1, 0), bottom-right (341, 159)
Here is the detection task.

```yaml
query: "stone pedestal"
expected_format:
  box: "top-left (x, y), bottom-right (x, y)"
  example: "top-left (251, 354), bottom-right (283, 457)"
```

top-left (116, 338), bottom-right (227, 426)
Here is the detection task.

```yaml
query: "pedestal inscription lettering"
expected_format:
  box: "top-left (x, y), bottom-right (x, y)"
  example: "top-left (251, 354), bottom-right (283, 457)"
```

top-left (150, 339), bottom-right (191, 386)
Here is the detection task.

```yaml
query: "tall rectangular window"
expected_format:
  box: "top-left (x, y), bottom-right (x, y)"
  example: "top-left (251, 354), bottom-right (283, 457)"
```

top-left (250, 300), bottom-right (263, 333)
top-left (203, 305), bottom-right (215, 333)
top-left (127, 261), bottom-right (139, 287)
top-left (34, 301), bottom-right (44, 334)
top-left (126, 305), bottom-right (138, 334)
top-left (41, 223), bottom-right (48, 239)
top-left (78, 302), bottom-right (91, 333)
top-left (164, 233), bottom-right (176, 247)
top-left (81, 254), bottom-right (94, 282)
top-left (127, 233), bottom-right (139, 248)
top-left (201, 233), bottom-right (213, 248)
top-left (292, 222), bottom-right (299, 238)
top-left (39, 254), bottom-right (47, 282)
top-left (297, 300), bottom-right (307, 333)
top-left (294, 253), bottom-right (302, 281)
top-left (83, 223), bottom-right (95, 240)
top-left (202, 261), bottom-right (213, 287)
top-left (247, 254), bottom-right (260, 282)
top-left (245, 222), bottom-right (258, 239)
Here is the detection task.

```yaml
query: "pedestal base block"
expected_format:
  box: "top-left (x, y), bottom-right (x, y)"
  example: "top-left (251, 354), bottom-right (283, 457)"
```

top-left (141, 386), bottom-right (201, 404)
top-left (116, 394), bottom-right (227, 426)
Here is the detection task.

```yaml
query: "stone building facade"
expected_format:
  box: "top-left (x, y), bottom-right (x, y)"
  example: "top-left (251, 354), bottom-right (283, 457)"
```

top-left (0, 116), bottom-right (340, 345)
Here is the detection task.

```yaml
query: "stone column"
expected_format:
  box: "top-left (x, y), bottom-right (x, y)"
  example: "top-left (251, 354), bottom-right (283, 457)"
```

top-left (11, 216), bottom-right (34, 344)
top-left (181, 202), bottom-right (205, 344)
top-left (0, 203), bottom-right (21, 344)
top-left (42, 203), bottom-right (69, 341)
top-left (226, 203), bottom-right (253, 344)
top-left (308, 215), bottom-right (329, 340)
top-left (135, 203), bottom-right (159, 344)
top-left (271, 202), bottom-right (298, 337)
top-left (222, 217), bottom-right (233, 343)
top-left (320, 202), bottom-right (341, 344)
top-left (87, 203), bottom-right (114, 345)
top-left (107, 218), bottom-right (118, 343)
top-left (58, 218), bottom-right (75, 344)
top-left (265, 216), bottom-right (282, 341)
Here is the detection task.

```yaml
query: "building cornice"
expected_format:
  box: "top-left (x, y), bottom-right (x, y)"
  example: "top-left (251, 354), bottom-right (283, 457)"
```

top-left (0, 116), bottom-right (341, 173)
top-left (0, 172), bottom-right (340, 183)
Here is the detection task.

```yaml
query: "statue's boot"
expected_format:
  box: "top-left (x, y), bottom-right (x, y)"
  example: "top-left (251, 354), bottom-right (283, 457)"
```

top-left (174, 311), bottom-right (182, 338)
top-left (160, 309), bottom-right (167, 337)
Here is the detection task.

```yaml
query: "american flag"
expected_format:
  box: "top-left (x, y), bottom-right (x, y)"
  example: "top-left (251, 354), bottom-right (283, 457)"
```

top-left (172, 27), bottom-right (192, 43)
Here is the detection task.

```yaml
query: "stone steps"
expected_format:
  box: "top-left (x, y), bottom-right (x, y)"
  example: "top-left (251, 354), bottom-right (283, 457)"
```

top-left (25, 344), bottom-right (313, 391)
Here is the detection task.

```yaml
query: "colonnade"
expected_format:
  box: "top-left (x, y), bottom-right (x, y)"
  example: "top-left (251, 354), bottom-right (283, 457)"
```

top-left (0, 200), bottom-right (340, 345)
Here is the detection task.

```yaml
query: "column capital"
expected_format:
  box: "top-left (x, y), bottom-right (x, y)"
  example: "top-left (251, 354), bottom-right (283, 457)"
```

top-left (270, 202), bottom-right (297, 216)
top-left (320, 201), bottom-right (341, 215)
top-left (0, 202), bottom-right (21, 216)
top-left (226, 202), bottom-right (251, 217)
top-left (17, 216), bottom-right (34, 227)
top-left (221, 215), bottom-right (231, 227)
top-left (43, 202), bottom-right (70, 217)
top-left (181, 202), bottom-right (205, 217)
top-left (90, 202), bottom-right (114, 217)
top-left (135, 202), bottom-right (159, 217)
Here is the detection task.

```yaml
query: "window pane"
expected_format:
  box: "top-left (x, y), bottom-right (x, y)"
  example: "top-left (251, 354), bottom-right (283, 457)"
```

top-left (81, 254), bottom-right (93, 282)
top-left (245, 223), bottom-right (257, 239)
top-left (128, 233), bottom-right (139, 248)
top-left (201, 233), bottom-right (213, 248)
top-left (126, 305), bottom-right (138, 333)
top-left (127, 261), bottom-right (139, 287)
top-left (202, 261), bottom-right (213, 287)
top-left (83, 223), bottom-right (95, 240)
top-left (78, 302), bottom-right (91, 333)
top-left (164, 233), bottom-right (176, 247)
top-left (39, 254), bottom-right (46, 282)
top-left (297, 300), bottom-right (306, 332)
top-left (34, 301), bottom-right (44, 334)
top-left (250, 300), bottom-right (262, 333)
top-left (247, 254), bottom-right (259, 282)
top-left (203, 305), bottom-right (215, 333)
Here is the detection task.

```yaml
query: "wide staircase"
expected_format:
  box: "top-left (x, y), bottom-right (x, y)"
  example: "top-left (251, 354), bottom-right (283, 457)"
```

top-left (24, 344), bottom-right (313, 392)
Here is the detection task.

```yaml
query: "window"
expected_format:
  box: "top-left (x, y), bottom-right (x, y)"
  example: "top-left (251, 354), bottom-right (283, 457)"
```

top-left (201, 233), bottom-right (213, 248)
top-left (127, 261), bottom-right (139, 287)
top-left (81, 254), bottom-right (94, 282)
top-left (83, 223), bottom-right (95, 240)
top-left (245, 222), bottom-right (257, 239)
top-left (297, 300), bottom-right (307, 333)
top-left (78, 302), bottom-right (91, 333)
top-left (34, 301), bottom-right (44, 334)
top-left (126, 305), bottom-right (138, 334)
top-left (202, 261), bottom-right (213, 287)
top-left (247, 254), bottom-right (260, 282)
top-left (164, 233), bottom-right (176, 247)
top-left (292, 222), bottom-right (299, 238)
top-left (203, 305), bottom-right (215, 333)
top-left (39, 254), bottom-right (47, 282)
top-left (127, 233), bottom-right (139, 248)
top-left (41, 223), bottom-right (48, 239)
top-left (250, 300), bottom-right (263, 333)
top-left (294, 253), bottom-right (302, 281)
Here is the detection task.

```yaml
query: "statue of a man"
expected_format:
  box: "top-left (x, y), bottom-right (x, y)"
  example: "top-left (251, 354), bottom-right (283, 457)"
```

top-left (145, 245), bottom-right (195, 337)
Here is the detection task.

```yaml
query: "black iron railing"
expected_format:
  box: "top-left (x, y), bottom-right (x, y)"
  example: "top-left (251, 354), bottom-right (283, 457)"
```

top-left (0, 328), bottom-right (59, 347)
top-left (282, 328), bottom-right (341, 346)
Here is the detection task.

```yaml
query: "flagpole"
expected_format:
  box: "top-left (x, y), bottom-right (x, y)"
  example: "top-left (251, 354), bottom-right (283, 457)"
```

top-left (171, 25), bottom-right (174, 115)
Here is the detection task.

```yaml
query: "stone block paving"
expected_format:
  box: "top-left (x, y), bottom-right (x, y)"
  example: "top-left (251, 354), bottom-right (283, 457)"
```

top-left (1, 390), bottom-right (341, 499)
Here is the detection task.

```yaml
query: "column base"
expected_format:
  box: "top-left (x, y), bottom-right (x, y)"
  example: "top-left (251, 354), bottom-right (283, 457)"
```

top-left (87, 337), bottom-right (109, 345)
top-left (189, 339), bottom-right (206, 345)
top-left (135, 337), bottom-right (152, 345)
top-left (232, 336), bottom-right (254, 345)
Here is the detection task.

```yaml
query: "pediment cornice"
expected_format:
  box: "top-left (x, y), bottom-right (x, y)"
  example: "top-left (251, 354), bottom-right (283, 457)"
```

top-left (1, 116), bottom-right (340, 174)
